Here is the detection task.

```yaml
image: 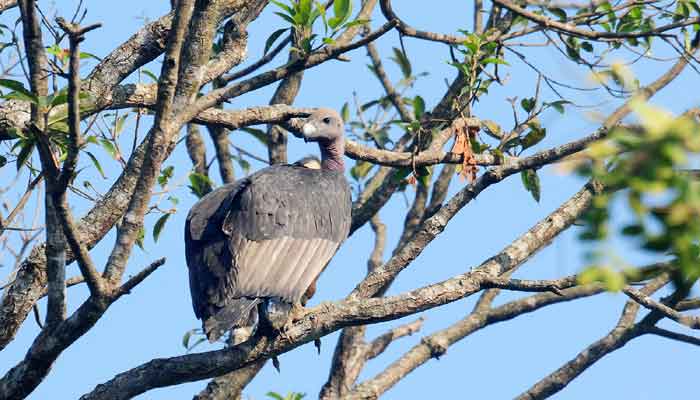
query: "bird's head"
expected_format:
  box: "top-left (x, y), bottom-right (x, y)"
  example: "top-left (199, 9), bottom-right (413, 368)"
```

top-left (301, 108), bottom-right (344, 143)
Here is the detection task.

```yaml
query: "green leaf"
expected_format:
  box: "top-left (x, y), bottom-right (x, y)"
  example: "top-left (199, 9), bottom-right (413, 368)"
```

top-left (141, 69), bottom-right (158, 82)
top-left (416, 165), bottom-right (432, 187)
top-left (182, 329), bottom-right (197, 349)
top-left (547, 100), bottom-right (571, 114)
top-left (85, 151), bottom-right (106, 179)
top-left (521, 169), bottom-right (541, 202)
top-left (264, 28), bottom-right (288, 54)
top-left (114, 114), bottom-right (129, 136)
top-left (188, 172), bottom-right (213, 198)
top-left (413, 95), bottom-right (425, 120)
top-left (330, 0), bottom-right (351, 29)
top-left (0, 79), bottom-right (38, 104)
top-left (274, 11), bottom-right (297, 25)
top-left (481, 57), bottom-right (509, 66)
top-left (235, 156), bottom-right (251, 176)
top-left (49, 87), bottom-right (69, 107)
top-left (153, 213), bottom-right (171, 242)
top-left (340, 102), bottom-right (350, 122)
top-left (548, 7), bottom-right (567, 21)
top-left (79, 51), bottom-right (101, 61)
top-left (391, 167), bottom-right (413, 183)
top-left (46, 43), bottom-right (64, 58)
top-left (15, 139), bottom-right (35, 171)
top-left (521, 127), bottom-right (546, 149)
top-left (240, 127), bottom-right (269, 145)
top-left (580, 41), bottom-right (594, 52)
top-left (341, 19), bottom-right (370, 29)
top-left (350, 160), bottom-right (372, 180)
top-left (390, 47), bottom-right (412, 78)
top-left (621, 224), bottom-right (644, 236)
top-left (267, 393), bottom-right (286, 400)
top-left (99, 138), bottom-right (118, 159)
top-left (158, 165), bottom-right (175, 187)
top-left (136, 227), bottom-right (145, 250)
top-left (271, 0), bottom-right (293, 15)
top-left (564, 37), bottom-right (580, 60)
top-left (0, 154), bottom-right (6, 168)
top-left (520, 97), bottom-right (535, 113)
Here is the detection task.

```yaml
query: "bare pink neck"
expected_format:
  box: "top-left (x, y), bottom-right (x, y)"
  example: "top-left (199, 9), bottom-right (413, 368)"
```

top-left (319, 138), bottom-right (345, 172)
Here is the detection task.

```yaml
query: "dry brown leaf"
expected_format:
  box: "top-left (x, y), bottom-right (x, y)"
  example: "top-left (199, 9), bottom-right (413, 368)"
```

top-left (450, 119), bottom-right (479, 182)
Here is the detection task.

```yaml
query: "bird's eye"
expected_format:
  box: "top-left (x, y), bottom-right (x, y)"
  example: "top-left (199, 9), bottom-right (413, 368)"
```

top-left (322, 117), bottom-right (331, 124)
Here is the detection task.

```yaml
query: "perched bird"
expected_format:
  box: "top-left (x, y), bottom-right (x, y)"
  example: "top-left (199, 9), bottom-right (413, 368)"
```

top-left (185, 108), bottom-right (351, 343)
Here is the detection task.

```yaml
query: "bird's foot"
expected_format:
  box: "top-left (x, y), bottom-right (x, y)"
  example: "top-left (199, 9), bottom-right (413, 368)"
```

top-left (290, 302), bottom-right (310, 322)
top-left (278, 303), bottom-right (306, 341)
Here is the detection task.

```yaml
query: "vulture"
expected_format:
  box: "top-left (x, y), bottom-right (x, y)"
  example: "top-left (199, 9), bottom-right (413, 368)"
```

top-left (185, 108), bottom-right (351, 343)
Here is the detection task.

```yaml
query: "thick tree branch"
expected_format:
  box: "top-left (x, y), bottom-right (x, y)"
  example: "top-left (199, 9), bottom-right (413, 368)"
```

top-left (177, 19), bottom-right (397, 127)
top-left (320, 215), bottom-right (387, 400)
top-left (348, 41), bottom-right (696, 299)
top-left (0, 257), bottom-right (166, 399)
top-left (0, 0), bottom-right (16, 13)
top-left (0, 0), bottom-right (257, 350)
top-left (347, 284), bottom-right (606, 399)
top-left (101, 0), bottom-right (196, 284)
top-left (193, 360), bottom-right (266, 400)
top-left (79, 176), bottom-right (600, 399)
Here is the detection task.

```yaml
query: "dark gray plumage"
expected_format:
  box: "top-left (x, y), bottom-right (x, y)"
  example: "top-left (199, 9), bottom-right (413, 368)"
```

top-left (185, 108), bottom-right (351, 342)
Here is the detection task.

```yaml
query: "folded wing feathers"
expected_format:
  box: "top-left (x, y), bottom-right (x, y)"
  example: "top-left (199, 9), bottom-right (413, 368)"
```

top-left (233, 236), bottom-right (339, 302)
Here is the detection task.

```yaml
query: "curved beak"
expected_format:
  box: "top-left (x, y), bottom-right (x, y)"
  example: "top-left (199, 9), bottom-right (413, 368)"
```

top-left (301, 121), bottom-right (318, 142)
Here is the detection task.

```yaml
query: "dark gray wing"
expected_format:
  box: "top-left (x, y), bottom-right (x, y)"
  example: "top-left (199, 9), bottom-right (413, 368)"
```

top-left (223, 165), bottom-right (351, 302)
top-left (185, 179), bottom-right (249, 322)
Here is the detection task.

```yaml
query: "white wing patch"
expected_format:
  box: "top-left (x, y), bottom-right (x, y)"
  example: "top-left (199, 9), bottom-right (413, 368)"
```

top-left (233, 236), bottom-right (339, 302)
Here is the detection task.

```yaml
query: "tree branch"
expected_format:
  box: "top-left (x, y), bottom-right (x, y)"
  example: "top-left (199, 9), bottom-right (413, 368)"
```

top-left (78, 177), bottom-right (600, 399)
top-left (493, 0), bottom-right (700, 41)
top-left (623, 288), bottom-right (700, 329)
top-left (515, 275), bottom-right (670, 400)
top-left (347, 284), bottom-right (607, 399)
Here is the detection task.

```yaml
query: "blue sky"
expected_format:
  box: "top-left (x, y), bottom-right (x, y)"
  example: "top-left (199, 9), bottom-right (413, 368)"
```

top-left (1, 1), bottom-right (698, 399)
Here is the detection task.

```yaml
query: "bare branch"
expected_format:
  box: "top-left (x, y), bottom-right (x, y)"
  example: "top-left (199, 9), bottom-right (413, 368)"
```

top-left (320, 215), bottom-right (386, 400)
top-left (78, 178), bottom-right (600, 399)
top-left (623, 288), bottom-right (700, 330)
top-left (0, 0), bottom-right (16, 14)
top-left (347, 284), bottom-right (606, 399)
top-left (365, 42), bottom-right (412, 122)
top-left (365, 317), bottom-right (424, 360)
top-left (493, 0), bottom-right (700, 41)
top-left (177, 19), bottom-right (398, 128)
top-left (378, 0), bottom-right (468, 45)
top-left (515, 276), bottom-right (670, 400)
top-left (193, 360), bottom-right (266, 400)
top-left (186, 124), bottom-right (211, 181)
top-left (643, 326), bottom-right (700, 347)
top-left (117, 258), bottom-right (167, 297)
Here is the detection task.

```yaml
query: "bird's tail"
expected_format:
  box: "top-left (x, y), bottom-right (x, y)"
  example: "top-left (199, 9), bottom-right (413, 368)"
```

top-left (203, 298), bottom-right (261, 343)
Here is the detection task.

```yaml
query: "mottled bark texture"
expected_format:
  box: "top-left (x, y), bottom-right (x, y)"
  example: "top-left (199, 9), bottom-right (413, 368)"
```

top-left (193, 360), bottom-right (266, 400)
top-left (0, 0), bottom-right (263, 351)
top-left (1, 0), bottom-right (698, 399)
